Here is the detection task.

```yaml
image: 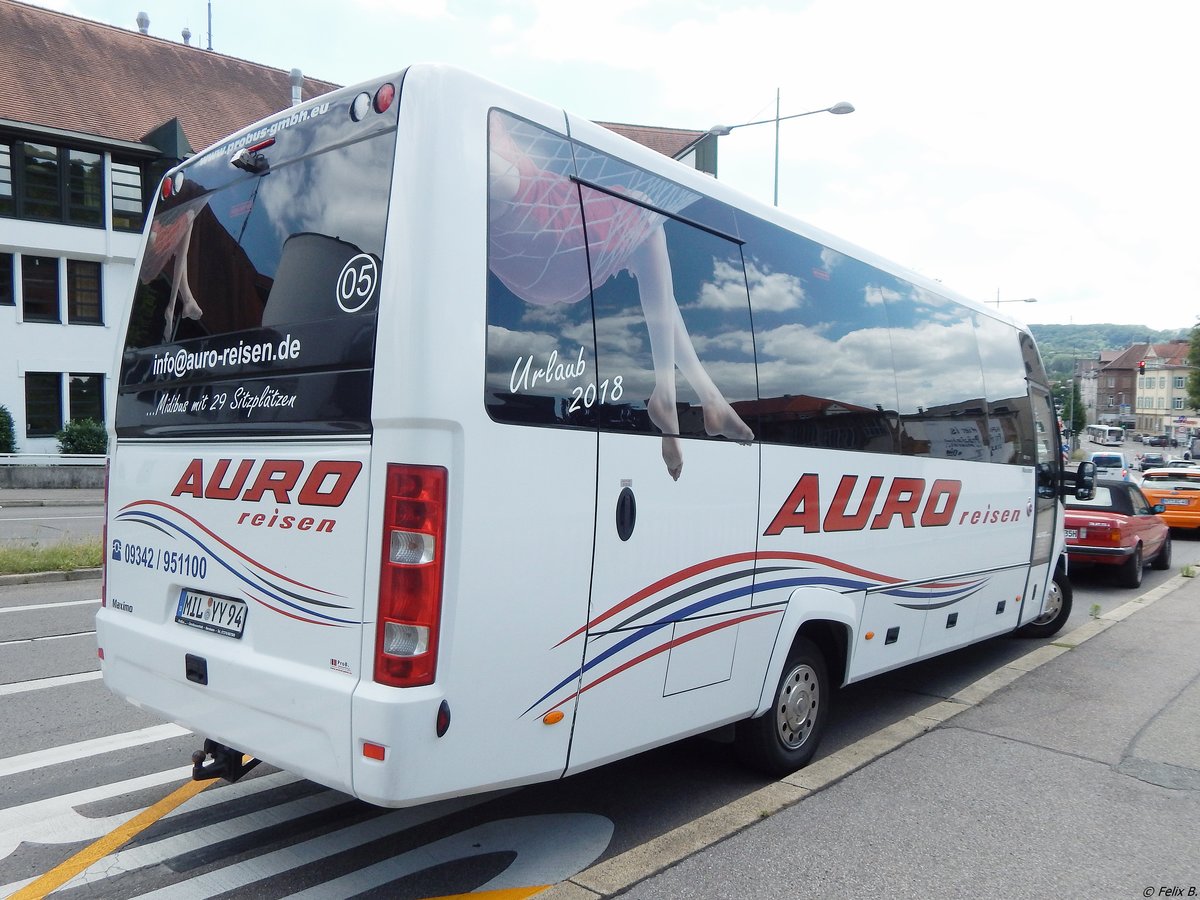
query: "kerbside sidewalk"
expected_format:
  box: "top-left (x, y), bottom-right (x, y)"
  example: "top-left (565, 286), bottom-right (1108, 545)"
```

top-left (547, 573), bottom-right (1200, 900)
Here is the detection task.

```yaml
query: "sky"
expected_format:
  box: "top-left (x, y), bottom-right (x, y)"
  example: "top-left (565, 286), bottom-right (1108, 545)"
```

top-left (25, 0), bottom-right (1200, 330)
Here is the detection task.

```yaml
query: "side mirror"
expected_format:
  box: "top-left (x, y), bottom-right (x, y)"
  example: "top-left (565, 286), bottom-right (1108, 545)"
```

top-left (1153, 503), bottom-right (1166, 514)
top-left (1073, 460), bottom-right (1096, 501)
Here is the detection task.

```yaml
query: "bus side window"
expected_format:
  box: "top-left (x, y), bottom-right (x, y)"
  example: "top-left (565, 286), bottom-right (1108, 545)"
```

top-left (484, 111), bottom-right (598, 429)
top-left (736, 217), bottom-right (899, 454)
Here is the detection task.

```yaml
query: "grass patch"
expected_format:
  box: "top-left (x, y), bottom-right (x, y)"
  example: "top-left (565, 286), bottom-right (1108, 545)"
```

top-left (0, 540), bottom-right (103, 575)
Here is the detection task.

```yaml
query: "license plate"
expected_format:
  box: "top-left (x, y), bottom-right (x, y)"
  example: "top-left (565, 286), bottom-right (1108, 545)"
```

top-left (176, 589), bottom-right (248, 639)
top-left (1163, 497), bottom-right (1190, 506)
top-left (1064, 528), bottom-right (1078, 539)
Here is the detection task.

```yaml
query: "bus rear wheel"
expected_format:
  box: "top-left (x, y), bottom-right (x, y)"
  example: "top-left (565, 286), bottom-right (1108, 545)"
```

top-left (735, 636), bottom-right (829, 776)
top-left (1018, 571), bottom-right (1073, 639)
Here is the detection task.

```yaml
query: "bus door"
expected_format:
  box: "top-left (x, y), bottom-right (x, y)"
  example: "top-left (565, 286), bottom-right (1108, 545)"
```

top-left (566, 182), bottom-right (763, 773)
top-left (1021, 384), bottom-right (1061, 624)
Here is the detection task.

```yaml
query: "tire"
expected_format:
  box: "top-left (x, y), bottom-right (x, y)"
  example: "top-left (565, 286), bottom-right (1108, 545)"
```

top-left (1151, 533), bottom-right (1172, 571)
top-left (1018, 571), bottom-right (1073, 639)
top-left (735, 636), bottom-right (830, 777)
top-left (1119, 544), bottom-right (1144, 588)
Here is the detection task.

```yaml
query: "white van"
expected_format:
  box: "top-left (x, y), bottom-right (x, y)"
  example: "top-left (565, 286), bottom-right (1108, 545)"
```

top-left (98, 65), bottom-right (1080, 807)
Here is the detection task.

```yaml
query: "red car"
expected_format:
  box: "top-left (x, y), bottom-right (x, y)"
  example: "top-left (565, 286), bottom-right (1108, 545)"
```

top-left (1063, 479), bottom-right (1171, 588)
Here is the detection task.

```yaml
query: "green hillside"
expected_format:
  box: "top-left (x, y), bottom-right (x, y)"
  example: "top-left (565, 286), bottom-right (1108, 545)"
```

top-left (1028, 323), bottom-right (1191, 379)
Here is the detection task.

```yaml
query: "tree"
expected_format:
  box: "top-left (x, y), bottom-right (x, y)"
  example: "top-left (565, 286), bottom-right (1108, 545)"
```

top-left (1189, 323), bottom-right (1200, 412)
top-left (1052, 379), bottom-right (1086, 438)
top-left (55, 418), bottom-right (108, 454)
top-left (0, 405), bottom-right (16, 453)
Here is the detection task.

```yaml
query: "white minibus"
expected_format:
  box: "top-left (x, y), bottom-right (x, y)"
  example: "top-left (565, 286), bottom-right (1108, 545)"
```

top-left (97, 65), bottom-right (1088, 807)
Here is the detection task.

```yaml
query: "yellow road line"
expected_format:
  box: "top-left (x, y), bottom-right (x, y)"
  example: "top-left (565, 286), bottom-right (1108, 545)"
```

top-left (10, 773), bottom-right (217, 899)
top-left (425, 889), bottom-right (549, 900)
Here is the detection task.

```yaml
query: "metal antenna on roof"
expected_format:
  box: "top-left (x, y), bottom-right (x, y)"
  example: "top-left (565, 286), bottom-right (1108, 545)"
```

top-left (207, 0), bottom-right (213, 50)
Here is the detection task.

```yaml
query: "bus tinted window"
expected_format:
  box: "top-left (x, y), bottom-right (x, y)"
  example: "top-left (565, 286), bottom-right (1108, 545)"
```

top-left (117, 103), bottom-right (397, 437)
top-left (738, 219), bottom-right (899, 454)
top-left (974, 314), bottom-right (1035, 465)
top-left (485, 112), bottom-right (756, 447)
top-left (887, 287), bottom-right (988, 461)
top-left (485, 112), bottom-right (598, 428)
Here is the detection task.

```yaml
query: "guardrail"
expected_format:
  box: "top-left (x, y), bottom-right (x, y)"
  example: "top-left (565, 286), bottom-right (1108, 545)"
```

top-left (0, 453), bottom-right (106, 467)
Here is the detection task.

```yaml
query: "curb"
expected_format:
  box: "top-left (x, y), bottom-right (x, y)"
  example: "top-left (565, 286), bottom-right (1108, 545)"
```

top-left (0, 567), bottom-right (102, 587)
top-left (0, 499), bottom-right (104, 508)
top-left (541, 572), bottom-right (1195, 900)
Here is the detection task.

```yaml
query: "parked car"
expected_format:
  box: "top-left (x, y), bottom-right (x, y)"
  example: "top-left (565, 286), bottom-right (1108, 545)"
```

top-left (1063, 479), bottom-right (1171, 587)
top-left (1144, 435), bottom-right (1167, 447)
top-left (1163, 458), bottom-right (1200, 468)
top-left (1139, 468), bottom-right (1200, 531)
top-left (1087, 451), bottom-right (1132, 482)
top-left (1136, 452), bottom-right (1167, 471)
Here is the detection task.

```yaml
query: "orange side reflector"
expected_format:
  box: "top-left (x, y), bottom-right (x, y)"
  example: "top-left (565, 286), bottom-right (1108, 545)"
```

top-left (864, 631), bottom-right (875, 641)
top-left (542, 710), bottom-right (565, 725)
top-left (363, 742), bottom-right (386, 761)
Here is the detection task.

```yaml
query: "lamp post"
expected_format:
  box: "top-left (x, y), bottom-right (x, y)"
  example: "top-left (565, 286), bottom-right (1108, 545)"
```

top-left (991, 293), bottom-right (1037, 309)
top-left (708, 90), bottom-right (855, 206)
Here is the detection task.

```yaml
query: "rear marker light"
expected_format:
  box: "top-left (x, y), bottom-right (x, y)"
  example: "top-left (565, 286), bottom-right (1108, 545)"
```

top-left (98, 647), bottom-right (105, 660)
top-left (436, 700), bottom-right (451, 737)
top-left (363, 742), bottom-right (386, 761)
top-left (350, 91), bottom-right (372, 121)
top-left (373, 82), bottom-right (396, 113)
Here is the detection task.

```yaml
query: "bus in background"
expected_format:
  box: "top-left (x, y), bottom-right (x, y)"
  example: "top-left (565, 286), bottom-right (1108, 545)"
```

top-left (96, 65), bottom-right (1093, 808)
top-left (1087, 424), bottom-right (1125, 446)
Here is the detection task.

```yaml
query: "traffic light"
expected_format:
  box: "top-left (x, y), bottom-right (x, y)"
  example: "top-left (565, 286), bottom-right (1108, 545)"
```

top-left (1138, 360), bottom-right (1146, 375)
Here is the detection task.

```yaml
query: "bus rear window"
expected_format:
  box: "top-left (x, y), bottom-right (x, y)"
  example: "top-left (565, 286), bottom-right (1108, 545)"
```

top-left (116, 99), bottom-right (398, 438)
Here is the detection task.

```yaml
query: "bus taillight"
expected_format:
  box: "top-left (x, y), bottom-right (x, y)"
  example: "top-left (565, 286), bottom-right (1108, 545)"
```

top-left (375, 464), bottom-right (447, 688)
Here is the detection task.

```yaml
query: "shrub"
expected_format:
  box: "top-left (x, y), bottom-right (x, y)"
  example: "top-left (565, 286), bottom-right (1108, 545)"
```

top-left (0, 405), bottom-right (15, 453)
top-left (56, 418), bottom-right (108, 455)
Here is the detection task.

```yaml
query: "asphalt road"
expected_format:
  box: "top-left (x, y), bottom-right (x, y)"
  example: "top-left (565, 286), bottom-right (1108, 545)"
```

top-left (4, 532), bottom-right (1198, 898)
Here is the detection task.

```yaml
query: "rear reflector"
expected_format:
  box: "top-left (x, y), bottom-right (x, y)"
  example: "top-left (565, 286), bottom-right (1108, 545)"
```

top-left (363, 742), bottom-right (386, 761)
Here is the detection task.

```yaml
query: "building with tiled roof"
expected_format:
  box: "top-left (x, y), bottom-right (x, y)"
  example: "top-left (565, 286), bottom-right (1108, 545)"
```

top-left (0, 0), bottom-right (711, 454)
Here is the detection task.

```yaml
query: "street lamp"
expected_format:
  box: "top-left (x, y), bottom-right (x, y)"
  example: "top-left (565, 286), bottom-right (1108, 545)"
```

top-left (708, 90), bottom-right (854, 207)
top-left (991, 295), bottom-right (1037, 309)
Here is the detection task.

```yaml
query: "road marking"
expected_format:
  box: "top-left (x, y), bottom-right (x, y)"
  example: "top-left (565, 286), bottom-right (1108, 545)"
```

top-left (8, 768), bottom-right (217, 900)
top-left (0, 631), bottom-right (95, 648)
top-left (288, 814), bottom-right (612, 900)
top-left (0, 515), bottom-right (104, 522)
top-left (131, 794), bottom-right (502, 899)
top-left (0, 670), bottom-right (102, 696)
top-left (0, 598), bottom-right (100, 614)
top-left (0, 724), bottom-right (190, 778)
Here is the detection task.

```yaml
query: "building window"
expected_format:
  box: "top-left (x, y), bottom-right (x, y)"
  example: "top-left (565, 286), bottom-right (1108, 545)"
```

top-left (67, 150), bottom-right (103, 225)
top-left (21, 255), bottom-right (60, 322)
top-left (1107, 377), bottom-right (1115, 388)
top-left (2, 141), bottom-right (106, 227)
top-left (1175, 376), bottom-right (1186, 389)
top-left (111, 158), bottom-right (145, 231)
top-left (1159, 376), bottom-right (1167, 389)
top-left (67, 259), bottom-right (102, 324)
top-left (0, 141), bottom-right (12, 216)
top-left (0, 252), bottom-right (13, 305)
top-left (20, 141), bottom-right (60, 221)
top-left (1175, 397), bottom-right (1185, 410)
top-left (69, 373), bottom-right (104, 422)
top-left (24, 372), bottom-right (63, 437)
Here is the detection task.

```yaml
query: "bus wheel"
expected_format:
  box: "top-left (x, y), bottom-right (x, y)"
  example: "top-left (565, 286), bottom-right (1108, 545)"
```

top-left (1018, 572), bottom-right (1073, 639)
top-left (735, 636), bottom-right (829, 776)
